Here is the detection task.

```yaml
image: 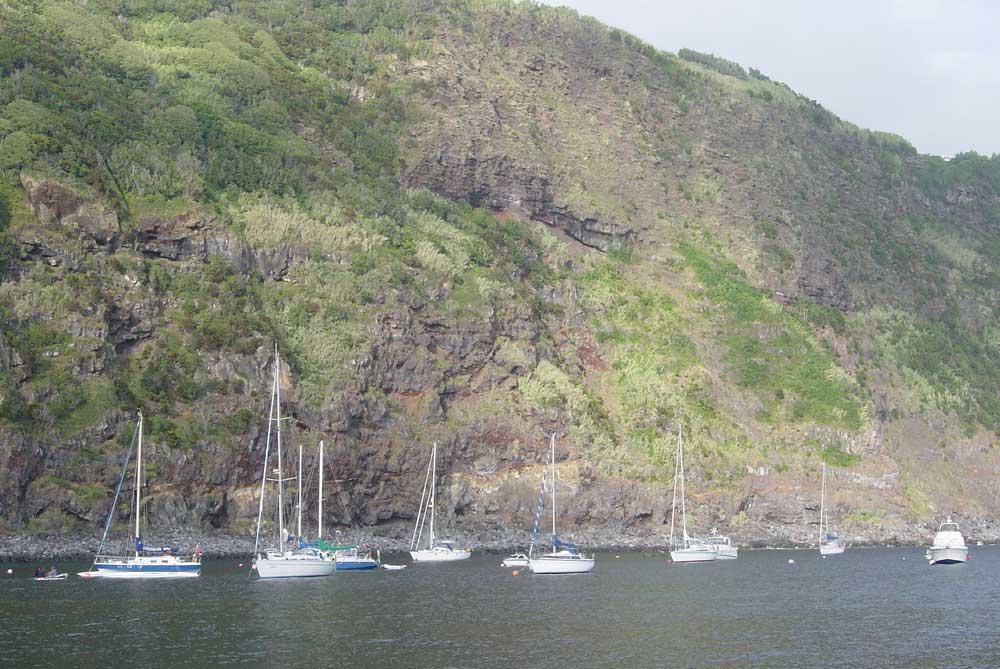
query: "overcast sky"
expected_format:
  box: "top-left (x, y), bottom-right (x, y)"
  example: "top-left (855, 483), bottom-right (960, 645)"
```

top-left (541, 0), bottom-right (1000, 157)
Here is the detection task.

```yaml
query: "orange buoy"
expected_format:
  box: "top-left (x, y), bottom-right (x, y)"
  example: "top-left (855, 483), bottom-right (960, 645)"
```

top-left (512, 570), bottom-right (520, 576)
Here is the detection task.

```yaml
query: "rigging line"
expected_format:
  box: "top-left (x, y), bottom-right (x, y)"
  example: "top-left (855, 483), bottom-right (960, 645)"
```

top-left (96, 419), bottom-right (140, 559)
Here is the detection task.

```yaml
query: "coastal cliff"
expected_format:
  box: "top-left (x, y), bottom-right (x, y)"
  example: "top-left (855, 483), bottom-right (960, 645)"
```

top-left (3, 0), bottom-right (1000, 556)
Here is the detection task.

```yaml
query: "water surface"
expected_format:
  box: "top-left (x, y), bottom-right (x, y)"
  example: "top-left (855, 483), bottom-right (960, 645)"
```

top-left (2, 547), bottom-right (999, 667)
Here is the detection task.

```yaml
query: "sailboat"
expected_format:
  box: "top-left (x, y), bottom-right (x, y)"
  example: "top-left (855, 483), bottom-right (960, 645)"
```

top-left (819, 462), bottom-right (847, 556)
top-left (79, 411), bottom-right (201, 579)
top-left (252, 348), bottom-right (335, 579)
top-left (526, 434), bottom-right (596, 575)
top-left (409, 442), bottom-right (472, 562)
top-left (669, 424), bottom-right (737, 563)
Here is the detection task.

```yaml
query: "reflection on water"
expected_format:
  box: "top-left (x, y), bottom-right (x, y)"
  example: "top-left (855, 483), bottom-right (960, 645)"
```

top-left (2, 548), bottom-right (999, 668)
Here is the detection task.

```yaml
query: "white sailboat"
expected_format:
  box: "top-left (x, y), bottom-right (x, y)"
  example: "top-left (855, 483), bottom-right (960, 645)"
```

top-left (252, 348), bottom-right (335, 579)
top-left (669, 424), bottom-right (737, 563)
top-left (80, 411), bottom-right (201, 579)
top-left (409, 442), bottom-right (472, 562)
top-left (819, 462), bottom-right (847, 556)
top-left (926, 517), bottom-right (969, 565)
top-left (527, 434), bottom-right (596, 575)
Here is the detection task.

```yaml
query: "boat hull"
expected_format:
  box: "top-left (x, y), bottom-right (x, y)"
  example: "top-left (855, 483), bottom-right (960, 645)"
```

top-left (670, 548), bottom-right (717, 563)
top-left (254, 557), bottom-right (336, 578)
top-left (928, 546), bottom-right (969, 565)
top-left (528, 556), bottom-right (596, 574)
top-left (335, 559), bottom-right (378, 571)
top-left (501, 558), bottom-right (529, 568)
top-left (820, 543), bottom-right (847, 556)
top-left (93, 559), bottom-right (201, 579)
top-left (410, 548), bottom-right (471, 562)
top-left (713, 546), bottom-right (738, 560)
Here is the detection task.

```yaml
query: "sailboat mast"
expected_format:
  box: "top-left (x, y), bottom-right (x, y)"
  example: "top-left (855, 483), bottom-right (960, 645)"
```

top-left (297, 443), bottom-right (303, 543)
top-left (275, 348), bottom-right (285, 549)
top-left (252, 352), bottom-right (279, 560)
top-left (551, 433), bottom-right (556, 537)
top-left (134, 411), bottom-right (143, 556)
top-left (669, 424), bottom-right (680, 550)
top-left (679, 424), bottom-right (688, 545)
top-left (819, 462), bottom-right (826, 542)
top-left (429, 442), bottom-right (436, 549)
top-left (318, 440), bottom-right (324, 540)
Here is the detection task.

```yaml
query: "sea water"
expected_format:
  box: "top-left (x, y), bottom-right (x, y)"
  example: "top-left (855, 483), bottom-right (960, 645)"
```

top-left (1, 547), bottom-right (999, 667)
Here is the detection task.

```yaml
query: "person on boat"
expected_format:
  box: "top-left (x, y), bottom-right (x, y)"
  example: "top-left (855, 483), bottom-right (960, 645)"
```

top-left (46, 566), bottom-right (57, 577)
top-left (34, 567), bottom-right (44, 578)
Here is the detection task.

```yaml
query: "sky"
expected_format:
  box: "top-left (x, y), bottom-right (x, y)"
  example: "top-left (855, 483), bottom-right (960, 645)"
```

top-left (540, 0), bottom-right (1000, 157)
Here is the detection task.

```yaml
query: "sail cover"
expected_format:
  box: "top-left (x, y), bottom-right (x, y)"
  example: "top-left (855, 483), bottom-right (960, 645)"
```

top-left (552, 535), bottom-right (578, 554)
top-left (528, 465), bottom-right (547, 552)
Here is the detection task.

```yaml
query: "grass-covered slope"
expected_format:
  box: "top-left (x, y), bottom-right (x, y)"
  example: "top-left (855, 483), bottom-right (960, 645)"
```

top-left (1, 0), bottom-right (1000, 544)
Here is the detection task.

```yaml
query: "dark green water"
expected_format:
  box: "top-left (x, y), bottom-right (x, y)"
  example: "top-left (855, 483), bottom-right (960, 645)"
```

top-left (2, 547), bottom-right (999, 667)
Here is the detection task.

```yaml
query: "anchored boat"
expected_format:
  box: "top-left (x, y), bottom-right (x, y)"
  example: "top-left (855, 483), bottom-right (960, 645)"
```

top-left (409, 442), bottom-right (472, 562)
top-left (819, 463), bottom-right (847, 556)
top-left (251, 347), bottom-right (335, 579)
top-left (79, 411), bottom-right (201, 579)
top-left (927, 517), bottom-right (969, 565)
top-left (526, 434), bottom-right (596, 575)
top-left (668, 424), bottom-right (737, 563)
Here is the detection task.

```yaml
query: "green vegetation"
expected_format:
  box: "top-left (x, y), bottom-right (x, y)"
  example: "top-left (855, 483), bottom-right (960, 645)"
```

top-left (819, 445), bottom-right (861, 468)
top-left (678, 48), bottom-right (747, 79)
top-left (5, 0), bottom-right (1000, 534)
top-left (679, 243), bottom-right (861, 429)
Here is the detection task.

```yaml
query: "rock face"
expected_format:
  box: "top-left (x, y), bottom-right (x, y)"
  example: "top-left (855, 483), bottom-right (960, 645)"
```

top-left (5, 0), bottom-right (1000, 553)
top-left (21, 175), bottom-right (120, 248)
top-left (138, 213), bottom-right (211, 260)
top-left (404, 151), bottom-right (634, 251)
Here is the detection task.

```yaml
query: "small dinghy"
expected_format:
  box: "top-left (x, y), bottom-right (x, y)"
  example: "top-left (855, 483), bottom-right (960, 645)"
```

top-left (35, 573), bottom-right (68, 581)
top-left (381, 564), bottom-right (406, 571)
top-left (501, 553), bottom-right (528, 568)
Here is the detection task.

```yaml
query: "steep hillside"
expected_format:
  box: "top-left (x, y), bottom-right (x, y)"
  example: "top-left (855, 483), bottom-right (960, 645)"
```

top-left (2, 0), bottom-right (1000, 551)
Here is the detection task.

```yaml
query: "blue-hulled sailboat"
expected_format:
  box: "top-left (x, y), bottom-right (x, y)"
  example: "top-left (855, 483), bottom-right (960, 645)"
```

top-left (79, 411), bottom-right (201, 579)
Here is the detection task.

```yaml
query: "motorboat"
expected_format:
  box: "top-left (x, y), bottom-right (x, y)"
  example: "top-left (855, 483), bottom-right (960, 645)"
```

top-left (334, 546), bottom-right (379, 570)
top-left (927, 518), bottom-right (969, 565)
top-left (501, 553), bottom-right (529, 568)
top-left (705, 532), bottom-right (739, 560)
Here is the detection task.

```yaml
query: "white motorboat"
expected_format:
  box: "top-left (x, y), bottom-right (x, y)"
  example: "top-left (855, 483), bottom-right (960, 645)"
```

top-left (526, 434), bottom-right (596, 575)
top-left (927, 518), bottom-right (969, 565)
top-left (81, 412), bottom-right (202, 579)
top-left (501, 553), bottom-right (529, 568)
top-left (34, 573), bottom-right (68, 581)
top-left (705, 532), bottom-right (739, 560)
top-left (818, 463), bottom-right (847, 556)
top-left (668, 425), bottom-right (735, 563)
top-left (252, 347), bottom-right (335, 579)
top-left (409, 442), bottom-right (472, 563)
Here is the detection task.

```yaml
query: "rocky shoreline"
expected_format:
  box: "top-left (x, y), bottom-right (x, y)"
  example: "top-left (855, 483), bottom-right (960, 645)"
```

top-left (4, 519), bottom-right (998, 561)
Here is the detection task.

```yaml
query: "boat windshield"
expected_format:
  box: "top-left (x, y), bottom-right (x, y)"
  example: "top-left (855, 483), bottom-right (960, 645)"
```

top-left (939, 522), bottom-right (960, 532)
